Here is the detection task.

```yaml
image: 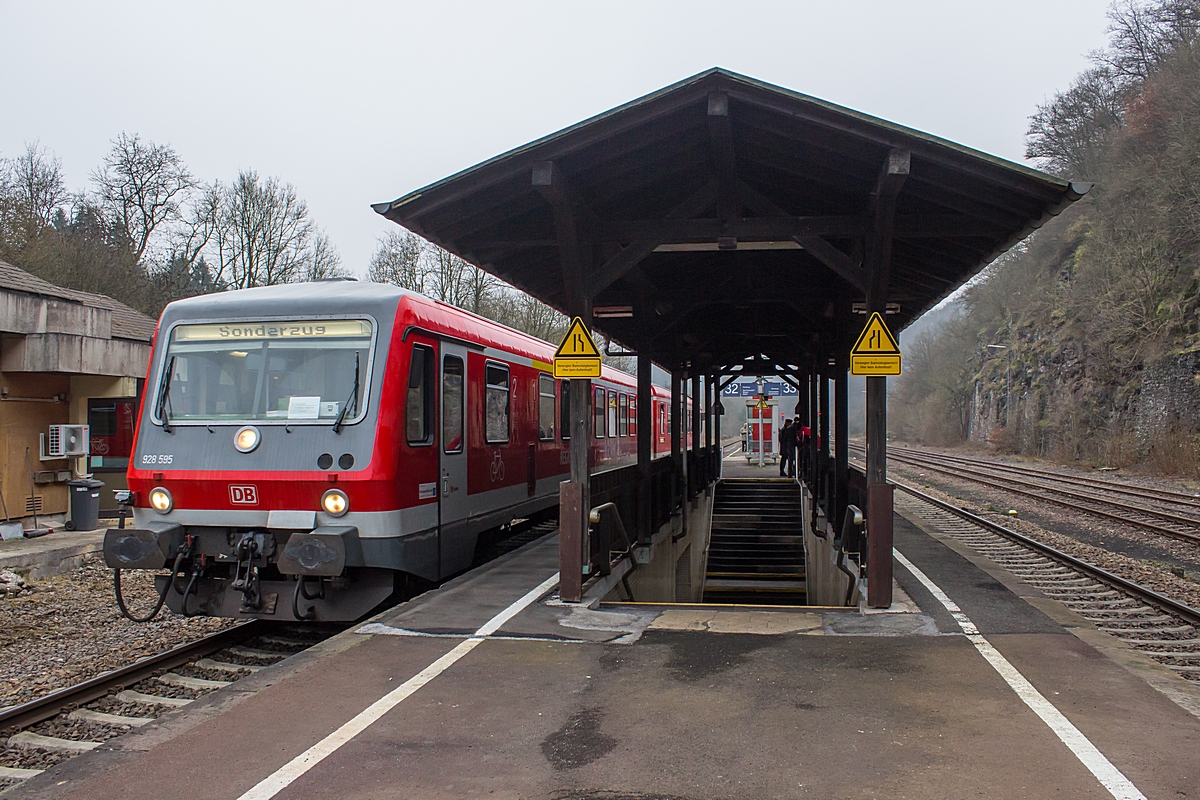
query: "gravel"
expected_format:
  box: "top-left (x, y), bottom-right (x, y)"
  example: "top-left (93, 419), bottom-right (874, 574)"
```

top-left (0, 556), bottom-right (236, 707)
top-left (28, 717), bottom-right (120, 742)
top-left (0, 745), bottom-right (72, 771)
top-left (88, 697), bottom-right (157, 718)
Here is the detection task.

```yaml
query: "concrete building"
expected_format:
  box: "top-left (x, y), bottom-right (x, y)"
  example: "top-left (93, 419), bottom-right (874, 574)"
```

top-left (0, 259), bottom-right (155, 526)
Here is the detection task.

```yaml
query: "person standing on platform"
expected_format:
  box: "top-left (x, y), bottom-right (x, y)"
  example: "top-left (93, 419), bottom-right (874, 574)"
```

top-left (797, 419), bottom-right (812, 477)
top-left (778, 418), bottom-right (795, 477)
top-left (789, 417), bottom-right (802, 478)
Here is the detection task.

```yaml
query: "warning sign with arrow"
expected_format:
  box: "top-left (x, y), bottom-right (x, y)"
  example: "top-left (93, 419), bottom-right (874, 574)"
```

top-left (850, 311), bottom-right (902, 376)
top-left (554, 316), bottom-right (602, 378)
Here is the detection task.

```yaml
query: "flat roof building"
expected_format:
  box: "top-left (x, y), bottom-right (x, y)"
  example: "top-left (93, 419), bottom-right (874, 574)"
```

top-left (0, 259), bottom-right (155, 526)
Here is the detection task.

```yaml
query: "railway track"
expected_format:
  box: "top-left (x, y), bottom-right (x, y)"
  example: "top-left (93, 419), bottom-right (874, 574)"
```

top-left (0, 621), bottom-right (340, 790)
top-left (0, 516), bottom-right (562, 793)
top-left (893, 481), bottom-right (1200, 684)
top-left (850, 443), bottom-right (1200, 546)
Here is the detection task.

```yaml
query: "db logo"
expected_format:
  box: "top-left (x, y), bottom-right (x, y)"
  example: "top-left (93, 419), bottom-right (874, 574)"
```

top-left (229, 485), bottom-right (259, 505)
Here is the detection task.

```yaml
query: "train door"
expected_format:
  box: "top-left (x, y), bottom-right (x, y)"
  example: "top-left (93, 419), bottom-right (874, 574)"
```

top-left (439, 343), bottom-right (469, 555)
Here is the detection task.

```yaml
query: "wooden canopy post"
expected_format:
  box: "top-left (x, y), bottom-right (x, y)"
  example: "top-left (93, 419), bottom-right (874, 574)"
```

top-left (671, 369), bottom-right (684, 517)
top-left (818, 367), bottom-right (830, 508)
top-left (690, 372), bottom-right (701, 498)
top-left (533, 160), bottom-right (593, 603)
top-left (865, 149), bottom-right (909, 609)
top-left (636, 294), bottom-right (654, 544)
top-left (834, 351), bottom-right (849, 531)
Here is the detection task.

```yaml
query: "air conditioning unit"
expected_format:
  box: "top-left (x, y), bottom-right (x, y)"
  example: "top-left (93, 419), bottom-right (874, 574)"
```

top-left (46, 425), bottom-right (89, 457)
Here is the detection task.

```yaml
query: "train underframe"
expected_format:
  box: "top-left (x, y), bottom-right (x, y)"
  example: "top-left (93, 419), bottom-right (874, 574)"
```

top-left (104, 522), bottom-right (424, 622)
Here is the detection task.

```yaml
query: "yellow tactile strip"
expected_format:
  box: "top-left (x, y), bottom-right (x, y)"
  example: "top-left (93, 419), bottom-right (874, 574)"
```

top-left (648, 609), bottom-right (826, 635)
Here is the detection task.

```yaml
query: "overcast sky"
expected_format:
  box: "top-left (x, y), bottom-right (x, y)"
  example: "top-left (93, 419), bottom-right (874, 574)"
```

top-left (2, 1), bottom-right (1113, 276)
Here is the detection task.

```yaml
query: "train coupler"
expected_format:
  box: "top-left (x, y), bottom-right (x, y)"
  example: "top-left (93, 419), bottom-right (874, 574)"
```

top-left (231, 532), bottom-right (274, 612)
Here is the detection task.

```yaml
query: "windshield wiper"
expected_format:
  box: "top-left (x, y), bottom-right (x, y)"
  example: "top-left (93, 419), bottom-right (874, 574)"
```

top-left (156, 355), bottom-right (177, 434)
top-left (332, 351), bottom-right (361, 435)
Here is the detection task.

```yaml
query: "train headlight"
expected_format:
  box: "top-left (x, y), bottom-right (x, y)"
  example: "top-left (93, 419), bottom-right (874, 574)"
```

top-left (321, 489), bottom-right (349, 517)
top-left (234, 425), bottom-right (260, 453)
top-left (149, 486), bottom-right (173, 514)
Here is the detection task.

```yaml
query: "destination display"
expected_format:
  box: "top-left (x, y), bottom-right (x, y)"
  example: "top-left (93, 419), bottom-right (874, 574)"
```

top-left (173, 319), bottom-right (373, 342)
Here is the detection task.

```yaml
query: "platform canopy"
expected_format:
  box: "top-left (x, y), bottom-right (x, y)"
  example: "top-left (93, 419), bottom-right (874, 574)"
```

top-left (374, 68), bottom-right (1086, 374)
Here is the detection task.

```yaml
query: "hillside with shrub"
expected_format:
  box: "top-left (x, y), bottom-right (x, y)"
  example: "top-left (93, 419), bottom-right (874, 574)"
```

top-left (892, 0), bottom-right (1200, 474)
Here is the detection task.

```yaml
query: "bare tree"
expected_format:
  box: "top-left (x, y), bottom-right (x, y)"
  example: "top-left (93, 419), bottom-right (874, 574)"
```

top-left (165, 183), bottom-right (222, 279)
top-left (2, 142), bottom-right (69, 225)
top-left (92, 133), bottom-right (196, 264)
top-left (1094, 0), bottom-right (1200, 84)
top-left (367, 229), bottom-right (425, 290)
top-left (216, 171), bottom-right (315, 289)
top-left (303, 230), bottom-right (350, 281)
top-left (1026, 67), bottom-right (1126, 177)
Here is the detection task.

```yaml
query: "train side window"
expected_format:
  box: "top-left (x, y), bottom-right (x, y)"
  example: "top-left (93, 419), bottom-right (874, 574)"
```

top-left (594, 387), bottom-right (605, 439)
top-left (538, 374), bottom-right (555, 441)
top-left (485, 363), bottom-right (510, 444)
top-left (618, 394), bottom-right (628, 436)
top-left (406, 345), bottom-right (434, 445)
top-left (442, 355), bottom-right (464, 454)
top-left (561, 379), bottom-right (570, 440)
top-left (629, 396), bottom-right (636, 437)
top-left (608, 390), bottom-right (617, 438)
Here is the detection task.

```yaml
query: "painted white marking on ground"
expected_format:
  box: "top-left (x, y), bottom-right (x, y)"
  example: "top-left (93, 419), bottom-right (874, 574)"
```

top-left (236, 571), bottom-right (560, 800)
top-left (893, 548), bottom-right (1146, 800)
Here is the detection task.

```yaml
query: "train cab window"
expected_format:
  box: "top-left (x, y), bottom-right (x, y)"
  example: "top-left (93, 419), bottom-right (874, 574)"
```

top-left (659, 405), bottom-right (666, 436)
top-left (407, 345), bottom-right (434, 445)
top-left (618, 394), bottom-right (628, 437)
top-left (485, 363), bottom-right (510, 444)
top-left (608, 391), bottom-right (617, 438)
top-left (538, 374), bottom-right (555, 441)
top-left (561, 379), bottom-right (570, 440)
top-left (628, 396), bottom-right (637, 437)
top-left (594, 387), bottom-right (605, 439)
top-left (442, 355), bottom-right (464, 453)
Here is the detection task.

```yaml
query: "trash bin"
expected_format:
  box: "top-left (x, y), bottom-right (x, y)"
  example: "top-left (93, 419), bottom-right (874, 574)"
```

top-left (66, 478), bottom-right (105, 531)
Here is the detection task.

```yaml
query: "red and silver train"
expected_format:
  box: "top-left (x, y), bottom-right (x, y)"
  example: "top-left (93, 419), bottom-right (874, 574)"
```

top-left (104, 280), bottom-right (688, 621)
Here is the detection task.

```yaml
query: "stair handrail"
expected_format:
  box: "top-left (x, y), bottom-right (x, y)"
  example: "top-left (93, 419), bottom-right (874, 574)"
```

top-left (836, 504), bottom-right (864, 606)
top-left (589, 502), bottom-right (637, 601)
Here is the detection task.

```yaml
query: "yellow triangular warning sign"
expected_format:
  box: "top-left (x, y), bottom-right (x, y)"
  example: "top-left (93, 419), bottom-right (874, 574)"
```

top-left (555, 317), bottom-right (601, 359)
top-left (851, 312), bottom-right (900, 355)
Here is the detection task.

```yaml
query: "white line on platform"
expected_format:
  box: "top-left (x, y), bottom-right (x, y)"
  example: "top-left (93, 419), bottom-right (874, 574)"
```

top-left (893, 548), bottom-right (1146, 800)
top-left (235, 571), bottom-right (561, 800)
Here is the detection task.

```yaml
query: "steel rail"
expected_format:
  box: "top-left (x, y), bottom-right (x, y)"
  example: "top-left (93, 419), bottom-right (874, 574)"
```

top-left (849, 444), bottom-right (1200, 545)
top-left (0, 620), bottom-right (264, 735)
top-left (893, 480), bottom-right (1200, 628)
top-left (888, 448), bottom-right (1200, 529)
top-left (885, 444), bottom-right (1200, 509)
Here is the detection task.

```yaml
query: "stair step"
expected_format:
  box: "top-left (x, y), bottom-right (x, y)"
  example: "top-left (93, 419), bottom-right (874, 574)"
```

top-left (705, 580), bottom-right (807, 591)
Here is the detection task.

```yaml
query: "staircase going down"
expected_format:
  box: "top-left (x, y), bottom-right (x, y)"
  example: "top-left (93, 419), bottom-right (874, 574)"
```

top-left (702, 479), bottom-right (806, 605)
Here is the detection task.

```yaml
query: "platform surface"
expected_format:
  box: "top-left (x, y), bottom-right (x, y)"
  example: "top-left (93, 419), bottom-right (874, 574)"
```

top-left (10, 513), bottom-right (1200, 800)
top-left (0, 528), bottom-right (104, 578)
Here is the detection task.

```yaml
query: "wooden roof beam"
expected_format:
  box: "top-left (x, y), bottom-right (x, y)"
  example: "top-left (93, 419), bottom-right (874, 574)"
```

top-left (868, 148), bottom-right (910, 308)
top-left (533, 161), bottom-right (592, 310)
top-left (589, 180), bottom-right (718, 295)
top-left (708, 91), bottom-right (740, 224)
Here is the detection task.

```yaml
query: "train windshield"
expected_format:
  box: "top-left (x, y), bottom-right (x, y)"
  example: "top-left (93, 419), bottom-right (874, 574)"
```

top-left (156, 319), bottom-right (373, 424)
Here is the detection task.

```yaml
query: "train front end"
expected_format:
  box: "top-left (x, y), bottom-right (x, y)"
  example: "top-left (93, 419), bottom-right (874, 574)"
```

top-left (104, 282), bottom-right (405, 621)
